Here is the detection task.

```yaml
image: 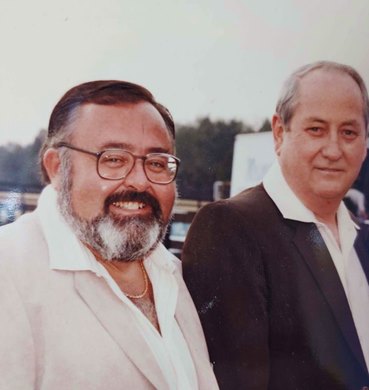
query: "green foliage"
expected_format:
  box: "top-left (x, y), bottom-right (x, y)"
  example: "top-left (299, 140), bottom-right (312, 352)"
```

top-left (176, 117), bottom-right (253, 200)
top-left (258, 119), bottom-right (272, 132)
top-left (0, 130), bottom-right (46, 192)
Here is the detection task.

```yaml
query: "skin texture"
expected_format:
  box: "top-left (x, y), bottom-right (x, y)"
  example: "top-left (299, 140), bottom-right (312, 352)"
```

top-left (44, 102), bottom-right (176, 230)
top-left (272, 69), bottom-right (367, 227)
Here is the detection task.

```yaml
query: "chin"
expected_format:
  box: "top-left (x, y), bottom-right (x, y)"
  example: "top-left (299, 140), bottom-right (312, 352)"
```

top-left (315, 188), bottom-right (346, 201)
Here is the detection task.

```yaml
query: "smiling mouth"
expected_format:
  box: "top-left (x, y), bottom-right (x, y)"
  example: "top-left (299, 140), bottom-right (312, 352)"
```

top-left (112, 201), bottom-right (146, 210)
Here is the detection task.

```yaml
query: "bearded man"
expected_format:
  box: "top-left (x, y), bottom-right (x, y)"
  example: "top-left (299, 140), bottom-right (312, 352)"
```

top-left (0, 80), bottom-right (218, 390)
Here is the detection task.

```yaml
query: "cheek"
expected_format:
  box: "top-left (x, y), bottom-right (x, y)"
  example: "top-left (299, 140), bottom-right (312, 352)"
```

top-left (360, 143), bottom-right (367, 163)
top-left (279, 138), bottom-right (303, 164)
top-left (157, 185), bottom-right (176, 219)
top-left (346, 142), bottom-right (367, 164)
top-left (71, 188), bottom-right (102, 219)
top-left (70, 174), bottom-right (114, 219)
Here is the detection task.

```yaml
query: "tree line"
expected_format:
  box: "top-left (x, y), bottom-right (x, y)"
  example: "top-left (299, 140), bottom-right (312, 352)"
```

top-left (0, 118), bottom-right (271, 200)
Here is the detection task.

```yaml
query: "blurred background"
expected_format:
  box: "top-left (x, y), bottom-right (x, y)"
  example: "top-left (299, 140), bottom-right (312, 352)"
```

top-left (1, 0), bottom-right (369, 255)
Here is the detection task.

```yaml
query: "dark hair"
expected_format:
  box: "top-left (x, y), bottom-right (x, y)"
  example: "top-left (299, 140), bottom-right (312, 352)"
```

top-left (276, 61), bottom-right (369, 130)
top-left (40, 80), bottom-right (175, 182)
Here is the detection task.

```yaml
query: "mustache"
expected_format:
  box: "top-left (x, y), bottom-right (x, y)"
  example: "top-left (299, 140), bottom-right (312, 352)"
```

top-left (103, 190), bottom-right (162, 219)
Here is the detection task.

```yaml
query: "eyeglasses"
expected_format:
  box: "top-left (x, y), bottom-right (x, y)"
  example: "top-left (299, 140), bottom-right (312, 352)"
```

top-left (56, 142), bottom-right (180, 184)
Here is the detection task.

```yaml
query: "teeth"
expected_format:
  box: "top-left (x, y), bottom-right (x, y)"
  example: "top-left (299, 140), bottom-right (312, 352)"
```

top-left (112, 201), bottom-right (145, 210)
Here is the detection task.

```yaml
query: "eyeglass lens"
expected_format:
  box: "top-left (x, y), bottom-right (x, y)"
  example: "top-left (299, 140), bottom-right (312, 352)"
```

top-left (98, 150), bottom-right (177, 183)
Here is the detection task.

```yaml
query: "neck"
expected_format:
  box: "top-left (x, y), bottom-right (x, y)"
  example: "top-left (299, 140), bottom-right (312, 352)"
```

top-left (292, 190), bottom-right (341, 227)
top-left (313, 209), bottom-right (338, 227)
top-left (311, 204), bottom-right (342, 248)
top-left (86, 244), bottom-right (160, 331)
top-left (84, 243), bottom-right (142, 272)
top-left (93, 250), bottom-right (146, 295)
top-left (289, 190), bottom-right (341, 245)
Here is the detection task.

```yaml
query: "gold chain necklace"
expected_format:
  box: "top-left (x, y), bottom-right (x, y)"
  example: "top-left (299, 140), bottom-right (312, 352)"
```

top-left (102, 260), bottom-right (149, 299)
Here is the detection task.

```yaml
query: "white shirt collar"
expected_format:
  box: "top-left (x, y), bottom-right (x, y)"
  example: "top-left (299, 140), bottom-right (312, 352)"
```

top-left (262, 161), bottom-right (358, 230)
top-left (35, 185), bottom-right (179, 273)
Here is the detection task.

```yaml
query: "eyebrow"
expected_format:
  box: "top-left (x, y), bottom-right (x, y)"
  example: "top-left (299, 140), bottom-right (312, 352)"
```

top-left (98, 142), bottom-right (171, 154)
top-left (340, 119), bottom-right (363, 127)
top-left (304, 117), bottom-right (363, 127)
top-left (303, 118), bottom-right (327, 125)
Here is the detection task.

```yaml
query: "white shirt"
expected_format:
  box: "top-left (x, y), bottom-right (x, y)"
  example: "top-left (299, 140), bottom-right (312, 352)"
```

top-left (263, 162), bottom-right (369, 371)
top-left (36, 185), bottom-right (198, 390)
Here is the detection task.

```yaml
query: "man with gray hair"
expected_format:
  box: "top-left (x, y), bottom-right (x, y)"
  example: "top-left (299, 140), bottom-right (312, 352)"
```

top-left (0, 80), bottom-right (218, 389)
top-left (183, 61), bottom-right (369, 389)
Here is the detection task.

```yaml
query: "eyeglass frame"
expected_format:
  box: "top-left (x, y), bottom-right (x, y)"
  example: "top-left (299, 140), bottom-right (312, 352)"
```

top-left (55, 142), bottom-right (180, 184)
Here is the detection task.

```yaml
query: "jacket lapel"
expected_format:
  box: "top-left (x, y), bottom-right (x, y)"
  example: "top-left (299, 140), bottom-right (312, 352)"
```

top-left (74, 271), bottom-right (169, 390)
top-left (174, 272), bottom-right (219, 390)
top-left (292, 222), bottom-right (367, 372)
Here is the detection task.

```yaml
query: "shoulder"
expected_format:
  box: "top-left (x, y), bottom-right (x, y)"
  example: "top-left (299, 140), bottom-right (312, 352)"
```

top-left (0, 211), bottom-right (41, 239)
top-left (0, 211), bottom-right (44, 249)
top-left (0, 211), bottom-right (49, 276)
top-left (190, 184), bottom-right (281, 233)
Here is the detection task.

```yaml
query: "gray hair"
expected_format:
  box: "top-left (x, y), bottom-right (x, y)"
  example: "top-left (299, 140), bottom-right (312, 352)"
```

top-left (275, 61), bottom-right (369, 131)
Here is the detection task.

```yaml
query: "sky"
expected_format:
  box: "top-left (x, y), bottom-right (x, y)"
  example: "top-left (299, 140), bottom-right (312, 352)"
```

top-left (1, 0), bottom-right (369, 145)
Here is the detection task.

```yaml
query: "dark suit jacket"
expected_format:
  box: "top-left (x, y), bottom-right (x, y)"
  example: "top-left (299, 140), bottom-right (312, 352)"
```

top-left (182, 184), bottom-right (369, 390)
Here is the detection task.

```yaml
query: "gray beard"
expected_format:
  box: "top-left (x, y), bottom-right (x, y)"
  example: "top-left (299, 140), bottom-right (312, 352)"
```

top-left (57, 159), bottom-right (167, 262)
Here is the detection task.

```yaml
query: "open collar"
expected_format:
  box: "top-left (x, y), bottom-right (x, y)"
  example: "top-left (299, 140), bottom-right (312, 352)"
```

top-left (263, 161), bottom-right (359, 232)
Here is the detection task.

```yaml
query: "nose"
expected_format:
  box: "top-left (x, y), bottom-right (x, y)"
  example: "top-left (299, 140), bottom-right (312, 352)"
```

top-left (321, 132), bottom-right (343, 161)
top-left (122, 158), bottom-right (150, 191)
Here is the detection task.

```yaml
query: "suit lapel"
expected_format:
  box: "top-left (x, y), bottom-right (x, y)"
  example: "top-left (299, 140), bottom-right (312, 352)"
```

top-left (174, 272), bottom-right (219, 390)
top-left (74, 271), bottom-right (169, 390)
top-left (293, 222), bottom-right (367, 372)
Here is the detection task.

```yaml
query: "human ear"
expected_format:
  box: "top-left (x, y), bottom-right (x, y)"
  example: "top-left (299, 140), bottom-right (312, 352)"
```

top-left (272, 114), bottom-right (285, 156)
top-left (43, 148), bottom-right (62, 190)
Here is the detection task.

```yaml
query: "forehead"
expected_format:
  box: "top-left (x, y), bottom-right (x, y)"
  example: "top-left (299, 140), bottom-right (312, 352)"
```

top-left (70, 102), bottom-right (174, 152)
top-left (294, 69), bottom-right (365, 118)
top-left (300, 68), bottom-right (360, 93)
